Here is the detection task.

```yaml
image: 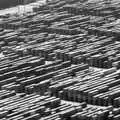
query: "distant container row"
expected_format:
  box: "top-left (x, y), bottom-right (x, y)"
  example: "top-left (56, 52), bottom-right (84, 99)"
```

top-left (0, 0), bottom-right (36, 9)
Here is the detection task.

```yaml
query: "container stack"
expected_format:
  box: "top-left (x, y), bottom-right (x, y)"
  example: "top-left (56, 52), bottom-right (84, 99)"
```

top-left (1, 0), bottom-right (120, 119)
top-left (0, 0), bottom-right (37, 9)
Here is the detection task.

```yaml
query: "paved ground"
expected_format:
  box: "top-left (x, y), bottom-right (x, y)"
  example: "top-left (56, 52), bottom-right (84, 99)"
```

top-left (0, 0), bottom-right (46, 16)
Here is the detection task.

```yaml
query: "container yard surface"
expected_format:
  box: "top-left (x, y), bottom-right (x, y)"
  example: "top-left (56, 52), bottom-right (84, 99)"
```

top-left (0, 0), bottom-right (46, 15)
top-left (0, 0), bottom-right (120, 120)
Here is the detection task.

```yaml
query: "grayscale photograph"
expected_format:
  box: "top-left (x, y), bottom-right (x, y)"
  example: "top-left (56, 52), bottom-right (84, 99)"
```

top-left (0, 0), bottom-right (119, 120)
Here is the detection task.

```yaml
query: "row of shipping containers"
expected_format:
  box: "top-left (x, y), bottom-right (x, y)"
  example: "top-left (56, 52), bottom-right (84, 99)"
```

top-left (0, 0), bottom-right (36, 9)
